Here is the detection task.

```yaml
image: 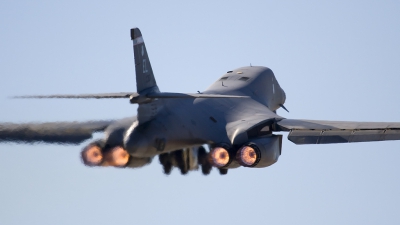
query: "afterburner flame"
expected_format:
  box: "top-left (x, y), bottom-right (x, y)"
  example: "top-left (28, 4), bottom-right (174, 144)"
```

top-left (81, 145), bottom-right (103, 166)
top-left (209, 147), bottom-right (230, 167)
top-left (236, 146), bottom-right (257, 167)
top-left (103, 146), bottom-right (130, 167)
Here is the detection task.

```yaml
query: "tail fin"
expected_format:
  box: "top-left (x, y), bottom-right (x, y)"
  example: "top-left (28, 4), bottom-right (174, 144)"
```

top-left (131, 28), bottom-right (159, 94)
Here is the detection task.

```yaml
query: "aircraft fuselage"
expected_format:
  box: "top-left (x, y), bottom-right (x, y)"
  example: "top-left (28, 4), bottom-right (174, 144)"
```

top-left (123, 66), bottom-right (286, 157)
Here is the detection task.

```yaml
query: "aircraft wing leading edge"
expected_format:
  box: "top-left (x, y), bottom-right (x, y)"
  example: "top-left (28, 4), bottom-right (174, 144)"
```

top-left (277, 119), bottom-right (400, 144)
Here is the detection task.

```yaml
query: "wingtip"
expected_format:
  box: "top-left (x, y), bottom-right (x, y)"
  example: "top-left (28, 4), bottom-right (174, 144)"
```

top-left (10, 95), bottom-right (27, 99)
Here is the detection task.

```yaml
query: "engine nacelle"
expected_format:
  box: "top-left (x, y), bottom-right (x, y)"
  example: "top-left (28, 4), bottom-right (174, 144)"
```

top-left (80, 139), bottom-right (152, 169)
top-left (208, 144), bottom-right (241, 169)
top-left (236, 135), bottom-right (282, 168)
top-left (125, 157), bottom-right (152, 169)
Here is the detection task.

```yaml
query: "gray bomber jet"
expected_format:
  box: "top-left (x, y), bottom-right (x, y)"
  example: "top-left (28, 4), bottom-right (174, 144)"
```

top-left (2, 28), bottom-right (400, 175)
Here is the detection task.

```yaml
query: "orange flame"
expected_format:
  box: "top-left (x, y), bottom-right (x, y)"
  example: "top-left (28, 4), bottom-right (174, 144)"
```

top-left (103, 146), bottom-right (130, 167)
top-left (236, 146), bottom-right (257, 166)
top-left (209, 147), bottom-right (230, 167)
top-left (82, 145), bottom-right (103, 166)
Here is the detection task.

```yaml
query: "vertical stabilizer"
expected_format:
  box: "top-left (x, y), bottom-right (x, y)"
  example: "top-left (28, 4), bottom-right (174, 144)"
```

top-left (131, 28), bottom-right (158, 94)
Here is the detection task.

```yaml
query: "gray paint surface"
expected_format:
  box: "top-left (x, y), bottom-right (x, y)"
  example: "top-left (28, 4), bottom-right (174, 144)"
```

top-left (2, 27), bottom-right (400, 168)
top-left (1, 2), bottom-right (400, 225)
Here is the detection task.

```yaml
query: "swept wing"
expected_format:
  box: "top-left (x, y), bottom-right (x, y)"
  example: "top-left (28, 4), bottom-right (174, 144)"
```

top-left (276, 119), bottom-right (400, 144)
top-left (0, 120), bottom-right (114, 145)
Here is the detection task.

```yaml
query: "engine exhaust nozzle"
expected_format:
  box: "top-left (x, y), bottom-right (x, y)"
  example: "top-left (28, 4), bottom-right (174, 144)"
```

top-left (103, 146), bottom-right (130, 167)
top-left (209, 147), bottom-right (230, 168)
top-left (236, 145), bottom-right (258, 167)
top-left (81, 144), bottom-right (103, 166)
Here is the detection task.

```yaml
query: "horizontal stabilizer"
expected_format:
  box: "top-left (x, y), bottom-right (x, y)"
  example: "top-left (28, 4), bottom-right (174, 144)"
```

top-left (146, 92), bottom-right (248, 99)
top-left (13, 92), bottom-right (134, 99)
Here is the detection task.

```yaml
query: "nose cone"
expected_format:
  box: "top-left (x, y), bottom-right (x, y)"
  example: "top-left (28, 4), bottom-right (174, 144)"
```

top-left (124, 131), bottom-right (150, 157)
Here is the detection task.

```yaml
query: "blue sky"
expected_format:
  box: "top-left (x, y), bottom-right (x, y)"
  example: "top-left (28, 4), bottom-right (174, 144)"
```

top-left (1, 1), bottom-right (400, 224)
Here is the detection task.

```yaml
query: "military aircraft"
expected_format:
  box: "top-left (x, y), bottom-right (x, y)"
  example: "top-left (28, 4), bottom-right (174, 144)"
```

top-left (2, 27), bottom-right (400, 175)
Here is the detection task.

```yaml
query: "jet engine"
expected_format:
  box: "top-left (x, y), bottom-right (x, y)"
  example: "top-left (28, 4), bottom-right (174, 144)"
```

top-left (208, 144), bottom-right (240, 169)
top-left (81, 139), bottom-right (151, 169)
top-left (209, 145), bottom-right (230, 167)
top-left (125, 156), bottom-right (152, 169)
top-left (81, 139), bottom-right (105, 167)
top-left (236, 135), bottom-right (282, 168)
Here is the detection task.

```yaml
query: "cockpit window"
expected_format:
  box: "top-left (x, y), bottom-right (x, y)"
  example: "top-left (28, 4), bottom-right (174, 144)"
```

top-left (219, 77), bottom-right (229, 81)
top-left (239, 77), bottom-right (249, 81)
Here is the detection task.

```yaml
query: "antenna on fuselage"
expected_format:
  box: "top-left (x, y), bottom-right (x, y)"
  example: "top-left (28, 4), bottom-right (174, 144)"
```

top-left (279, 104), bottom-right (289, 113)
